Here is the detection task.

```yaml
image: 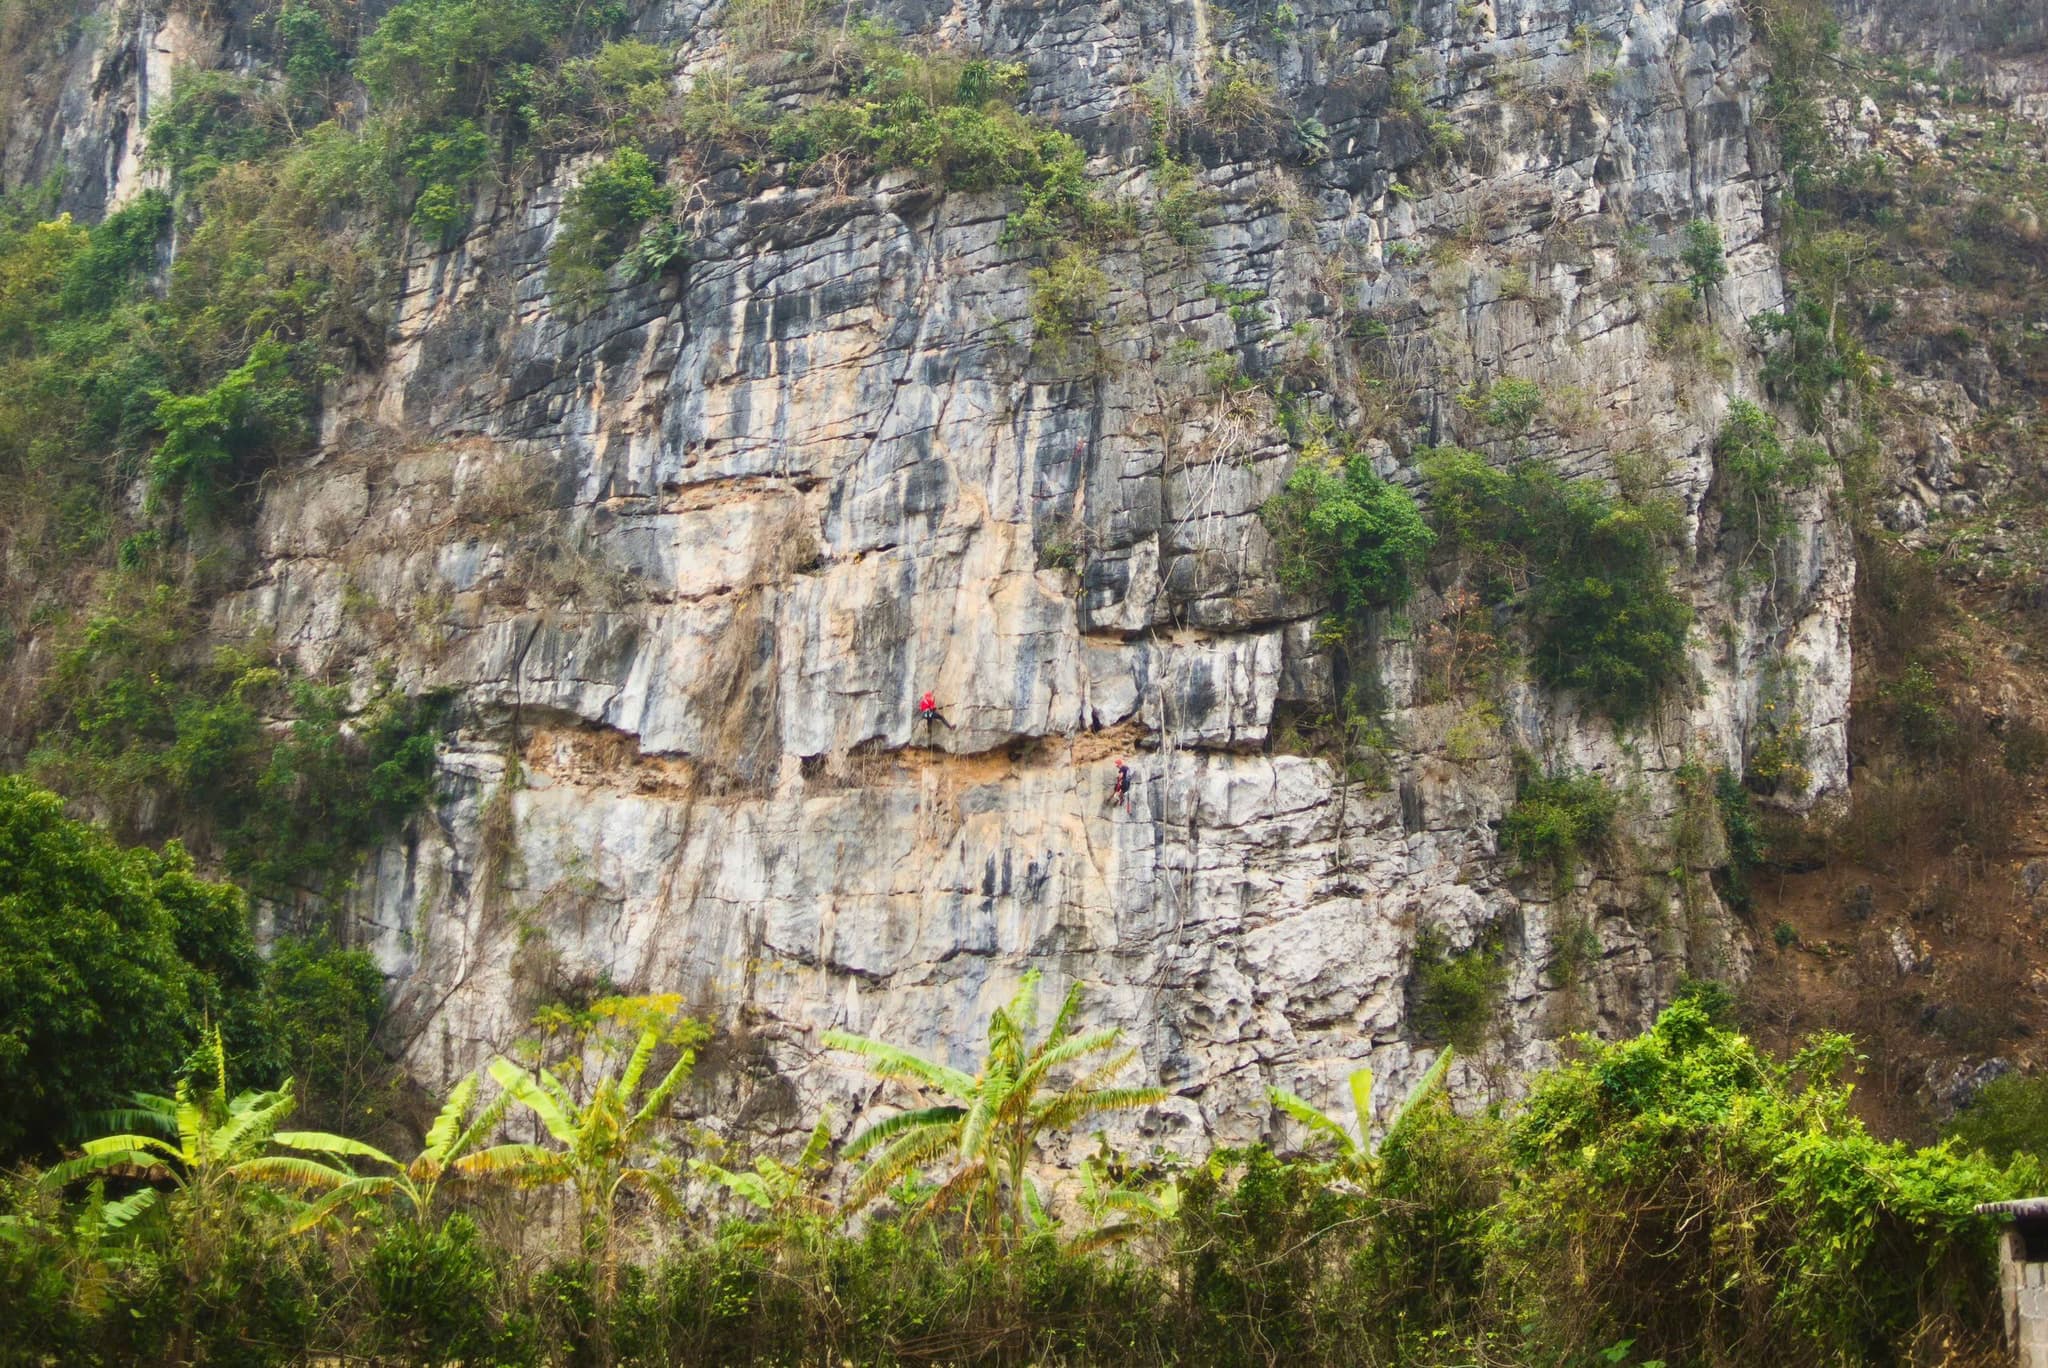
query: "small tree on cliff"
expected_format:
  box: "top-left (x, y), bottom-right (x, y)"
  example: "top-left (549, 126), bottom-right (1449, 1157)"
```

top-left (826, 971), bottom-right (1165, 1245)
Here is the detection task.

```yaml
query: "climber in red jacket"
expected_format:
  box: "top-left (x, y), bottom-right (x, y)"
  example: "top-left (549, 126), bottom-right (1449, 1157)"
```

top-left (918, 691), bottom-right (938, 724)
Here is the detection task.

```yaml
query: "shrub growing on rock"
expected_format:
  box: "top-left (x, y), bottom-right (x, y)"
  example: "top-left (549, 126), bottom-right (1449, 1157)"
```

top-left (1499, 764), bottom-right (1618, 890)
top-left (1262, 451), bottom-right (1434, 617)
top-left (1422, 446), bottom-right (1692, 719)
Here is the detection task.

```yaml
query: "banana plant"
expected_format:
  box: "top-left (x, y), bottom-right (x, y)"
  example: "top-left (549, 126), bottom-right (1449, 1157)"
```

top-left (456, 1000), bottom-right (704, 1283)
top-left (43, 1029), bottom-right (295, 1231)
top-left (236, 1071), bottom-right (510, 1234)
top-left (1266, 1047), bottom-right (1455, 1183)
top-left (1070, 1146), bottom-right (1181, 1252)
top-left (689, 1111), bottom-right (835, 1230)
top-left (825, 970), bottom-right (1166, 1244)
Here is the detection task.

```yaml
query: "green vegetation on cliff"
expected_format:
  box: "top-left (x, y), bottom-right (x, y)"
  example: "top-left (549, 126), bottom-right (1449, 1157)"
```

top-left (1422, 447), bottom-right (1693, 719)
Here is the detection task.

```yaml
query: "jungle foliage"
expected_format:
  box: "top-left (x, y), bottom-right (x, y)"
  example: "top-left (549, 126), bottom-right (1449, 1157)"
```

top-left (0, 933), bottom-right (2024, 1367)
top-left (0, 777), bottom-right (390, 1160)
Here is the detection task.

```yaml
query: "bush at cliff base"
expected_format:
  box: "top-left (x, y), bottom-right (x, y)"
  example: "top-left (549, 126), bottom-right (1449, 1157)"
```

top-left (1496, 993), bottom-right (2020, 1365)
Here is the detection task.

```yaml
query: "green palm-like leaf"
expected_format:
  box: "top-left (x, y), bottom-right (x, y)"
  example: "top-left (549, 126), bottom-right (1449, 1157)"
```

top-left (796, 1112), bottom-right (833, 1171)
top-left (424, 1073), bottom-right (480, 1160)
top-left (174, 1098), bottom-right (204, 1160)
top-left (617, 1166), bottom-right (686, 1221)
top-left (1269, 1087), bottom-right (1363, 1162)
top-left (630, 1046), bottom-right (696, 1132)
top-left (273, 1131), bottom-right (398, 1167)
top-left (1348, 1066), bottom-right (1375, 1144)
top-left (286, 1178), bottom-right (391, 1234)
top-left (1043, 979), bottom-right (1083, 1047)
top-left (1011, 1026), bottom-right (1122, 1100)
top-left (432, 1088), bottom-right (513, 1182)
top-left (821, 1032), bottom-right (976, 1099)
top-left (1383, 1048), bottom-right (1454, 1147)
top-left (831, 971), bottom-right (1165, 1243)
top-left (957, 1073), bottom-right (1008, 1161)
top-left (843, 1106), bottom-right (967, 1160)
top-left (691, 1159), bottom-right (774, 1210)
top-left (917, 1158), bottom-right (991, 1225)
top-left (487, 1058), bottom-right (579, 1145)
top-left (45, 1149), bottom-right (155, 1186)
top-left (453, 1142), bottom-right (563, 1184)
top-left (100, 1188), bottom-right (160, 1230)
top-left (1003, 969), bottom-right (1044, 1035)
top-left (209, 1088), bottom-right (294, 1162)
top-left (1034, 1084), bottom-right (1165, 1133)
top-left (617, 1028), bottom-right (659, 1101)
top-left (232, 1155), bottom-right (362, 1190)
top-left (848, 1123), bottom-right (958, 1207)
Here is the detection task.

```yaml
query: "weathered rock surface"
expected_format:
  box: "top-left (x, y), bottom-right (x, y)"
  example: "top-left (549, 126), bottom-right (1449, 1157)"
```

top-left (8, 0), bottom-right (1861, 1147)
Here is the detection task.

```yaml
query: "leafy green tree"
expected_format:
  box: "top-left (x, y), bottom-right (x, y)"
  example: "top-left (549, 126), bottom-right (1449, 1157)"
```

top-left (826, 970), bottom-right (1166, 1242)
top-left (146, 336), bottom-right (305, 515)
top-left (234, 937), bottom-right (391, 1132)
top-left (0, 776), bottom-right (250, 1158)
top-left (1681, 218), bottom-right (1727, 300)
top-left (1499, 765), bottom-right (1619, 890)
top-left (1946, 1073), bottom-right (2048, 1167)
top-left (1422, 447), bottom-right (1692, 719)
top-left (242, 1071), bottom-right (509, 1232)
top-left (1712, 397), bottom-right (1827, 563)
top-left (548, 145), bottom-right (672, 306)
top-left (1502, 998), bottom-right (2018, 1363)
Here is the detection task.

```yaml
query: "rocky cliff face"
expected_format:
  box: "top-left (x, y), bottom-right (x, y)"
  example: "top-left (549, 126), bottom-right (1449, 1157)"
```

top-left (4, 0), bottom-right (1855, 1150)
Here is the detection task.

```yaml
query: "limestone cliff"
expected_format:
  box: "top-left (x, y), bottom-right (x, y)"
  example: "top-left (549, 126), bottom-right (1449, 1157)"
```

top-left (1, 0), bottom-right (1861, 1152)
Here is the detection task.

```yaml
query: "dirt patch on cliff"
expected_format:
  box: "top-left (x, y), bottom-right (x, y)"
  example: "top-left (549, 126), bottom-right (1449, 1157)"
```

top-left (1744, 559), bottom-right (2048, 1140)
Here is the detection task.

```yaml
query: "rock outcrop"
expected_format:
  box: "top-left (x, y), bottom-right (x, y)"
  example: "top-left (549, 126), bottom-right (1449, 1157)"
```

top-left (3, 0), bottom-right (1857, 1150)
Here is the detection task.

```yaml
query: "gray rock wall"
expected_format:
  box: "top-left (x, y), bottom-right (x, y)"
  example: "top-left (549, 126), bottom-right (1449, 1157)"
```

top-left (10, 0), bottom-right (1853, 1150)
